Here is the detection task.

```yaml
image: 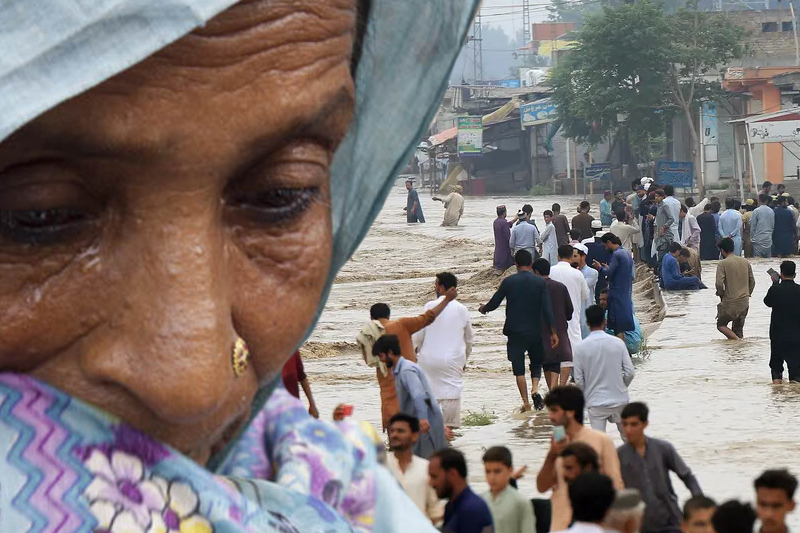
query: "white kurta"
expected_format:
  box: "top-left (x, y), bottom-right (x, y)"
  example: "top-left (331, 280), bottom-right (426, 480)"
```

top-left (549, 261), bottom-right (591, 349)
top-left (414, 296), bottom-right (473, 400)
top-left (609, 219), bottom-right (641, 251)
top-left (541, 222), bottom-right (558, 265)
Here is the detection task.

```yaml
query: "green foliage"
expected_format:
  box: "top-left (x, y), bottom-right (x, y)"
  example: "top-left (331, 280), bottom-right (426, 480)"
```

top-left (550, 0), bottom-right (747, 146)
top-left (462, 409), bottom-right (498, 427)
top-left (530, 184), bottom-right (554, 196)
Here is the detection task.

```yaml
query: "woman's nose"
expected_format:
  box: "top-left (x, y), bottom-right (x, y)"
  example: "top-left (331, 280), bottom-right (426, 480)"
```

top-left (80, 213), bottom-right (238, 425)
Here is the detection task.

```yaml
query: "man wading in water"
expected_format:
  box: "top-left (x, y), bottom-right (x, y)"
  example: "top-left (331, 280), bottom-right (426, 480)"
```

top-left (480, 249), bottom-right (559, 412)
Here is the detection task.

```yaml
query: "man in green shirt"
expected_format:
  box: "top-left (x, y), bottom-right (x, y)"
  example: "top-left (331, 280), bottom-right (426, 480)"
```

top-left (481, 446), bottom-right (536, 533)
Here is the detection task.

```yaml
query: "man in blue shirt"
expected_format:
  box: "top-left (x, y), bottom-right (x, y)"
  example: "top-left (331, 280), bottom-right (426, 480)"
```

top-left (661, 243), bottom-right (705, 291)
top-left (429, 448), bottom-right (494, 533)
top-left (372, 334), bottom-right (446, 459)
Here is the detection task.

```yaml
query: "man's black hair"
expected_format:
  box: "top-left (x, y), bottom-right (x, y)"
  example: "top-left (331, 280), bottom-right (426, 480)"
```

top-left (482, 446), bottom-right (513, 467)
top-left (436, 272), bottom-right (457, 290)
top-left (497, 206), bottom-right (507, 217)
top-left (679, 248), bottom-right (691, 258)
top-left (670, 242), bottom-right (683, 254)
top-left (711, 500), bottom-right (756, 533)
top-left (711, 200), bottom-right (721, 214)
top-left (522, 204), bottom-right (534, 214)
top-left (431, 448), bottom-right (467, 479)
top-left (560, 442), bottom-right (599, 472)
top-left (558, 244), bottom-right (576, 259)
top-left (683, 496), bottom-right (718, 521)
top-left (664, 184), bottom-right (675, 196)
top-left (681, 204), bottom-right (689, 213)
top-left (725, 198), bottom-right (735, 210)
top-left (585, 305), bottom-right (605, 328)
top-left (759, 193), bottom-right (772, 204)
top-left (781, 260), bottom-right (796, 278)
top-left (754, 469), bottom-right (798, 499)
top-left (370, 303), bottom-right (390, 320)
top-left (515, 249), bottom-right (533, 267)
top-left (388, 412), bottom-right (420, 433)
top-left (621, 401), bottom-right (649, 422)
top-left (601, 233), bottom-right (622, 246)
top-left (533, 258), bottom-right (551, 276)
top-left (685, 197), bottom-right (696, 208)
top-left (570, 229), bottom-right (582, 241)
top-left (544, 209), bottom-right (554, 218)
top-left (552, 203), bottom-right (562, 213)
top-left (568, 473), bottom-right (616, 523)
top-left (718, 237), bottom-right (734, 254)
top-left (616, 209), bottom-right (627, 222)
top-left (763, 180), bottom-right (773, 189)
top-left (580, 201), bottom-right (591, 211)
top-left (371, 334), bottom-right (401, 356)
top-left (704, 203), bottom-right (713, 212)
top-left (544, 386), bottom-right (585, 425)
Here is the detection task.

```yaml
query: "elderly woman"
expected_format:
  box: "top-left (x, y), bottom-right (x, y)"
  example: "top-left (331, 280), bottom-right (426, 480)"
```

top-left (433, 184), bottom-right (465, 226)
top-left (0, 1), bottom-right (478, 532)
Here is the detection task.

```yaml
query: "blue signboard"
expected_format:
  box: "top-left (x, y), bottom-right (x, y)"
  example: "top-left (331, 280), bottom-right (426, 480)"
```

top-left (656, 161), bottom-right (694, 187)
top-left (521, 99), bottom-right (557, 127)
top-left (585, 163), bottom-right (612, 182)
top-left (499, 79), bottom-right (521, 88)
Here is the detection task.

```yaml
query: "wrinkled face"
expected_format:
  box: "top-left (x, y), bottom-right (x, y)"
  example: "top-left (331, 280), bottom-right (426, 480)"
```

top-left (484, 461), bottom-right (512, 494)
top-left (0, 0), bottom-right (359, 462)
top-left (683, 507), bottom-right (716, 533)
top-left (388, 420), bottom-right (417, 451)
top-left (756, 488), bottom-right (795, 533)
top-left (621, 417), bottom-right (647, 443)
top-left (428, 457), bottom-right (453, 499)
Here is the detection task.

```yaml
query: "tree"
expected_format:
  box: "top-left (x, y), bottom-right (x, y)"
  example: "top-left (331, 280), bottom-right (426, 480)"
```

top-left (550, 0), bottom-right (747, 196)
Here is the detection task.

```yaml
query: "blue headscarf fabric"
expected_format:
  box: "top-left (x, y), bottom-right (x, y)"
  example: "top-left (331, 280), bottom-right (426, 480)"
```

top-left (0, 1), bottom-right (479, 531)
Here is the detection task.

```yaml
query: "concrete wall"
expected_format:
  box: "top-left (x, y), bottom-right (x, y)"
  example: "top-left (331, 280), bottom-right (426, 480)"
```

top-left (727, 9), bottom-right (799, 67)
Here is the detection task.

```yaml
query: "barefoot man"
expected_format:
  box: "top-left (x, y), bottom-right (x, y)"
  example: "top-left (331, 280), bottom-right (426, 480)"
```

top-left (479, 249), bottom-right (559, 412)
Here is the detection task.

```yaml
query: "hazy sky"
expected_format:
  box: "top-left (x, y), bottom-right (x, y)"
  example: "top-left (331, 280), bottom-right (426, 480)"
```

top-left (449, 0), bottom-right (553, 82)
top-left (478, 0), bottom-right (552, 37)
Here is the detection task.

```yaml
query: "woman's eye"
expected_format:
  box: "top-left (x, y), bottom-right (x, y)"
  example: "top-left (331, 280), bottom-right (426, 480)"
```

top-left (227, 187), bottom-right (320, 224)
top-left (0, 208), bottom-right (90, 244)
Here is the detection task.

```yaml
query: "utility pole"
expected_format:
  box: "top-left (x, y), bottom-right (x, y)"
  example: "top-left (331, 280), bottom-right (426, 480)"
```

top-left (473, 10), bottom-right (483, 83)
top-left (791, 0), bottom-right (800, 66)
top-left (522, 0), bottom-right (531, 47)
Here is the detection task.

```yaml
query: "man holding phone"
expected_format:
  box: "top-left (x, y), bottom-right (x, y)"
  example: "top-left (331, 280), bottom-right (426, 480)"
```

top-left (536, 386), bottom-right (623, 532)
top-left (763, 261), bottom-right (800, 383)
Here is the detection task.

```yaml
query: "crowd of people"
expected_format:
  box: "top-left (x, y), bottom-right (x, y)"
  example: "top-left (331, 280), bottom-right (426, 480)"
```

top-left (327, 178), bottom-right (800, 532)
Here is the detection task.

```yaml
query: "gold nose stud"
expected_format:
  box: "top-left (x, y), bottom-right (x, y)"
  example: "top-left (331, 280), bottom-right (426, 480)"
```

top-left (232, 337), bottom-right (250, 377)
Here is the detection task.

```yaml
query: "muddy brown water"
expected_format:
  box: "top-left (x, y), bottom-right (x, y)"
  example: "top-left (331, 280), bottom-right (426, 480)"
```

top-left (305, 181), bottom-right (800, 521)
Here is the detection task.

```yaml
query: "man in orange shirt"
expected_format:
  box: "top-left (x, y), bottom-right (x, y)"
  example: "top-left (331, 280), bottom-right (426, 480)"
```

top-left (536, 386), bottom-right (624, 531)
top-left (369, 287), bottom-right (457, 430)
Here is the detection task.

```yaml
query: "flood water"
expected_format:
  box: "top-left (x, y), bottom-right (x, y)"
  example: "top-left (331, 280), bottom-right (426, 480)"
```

top-left (304, 180), bottom-right (800, 523)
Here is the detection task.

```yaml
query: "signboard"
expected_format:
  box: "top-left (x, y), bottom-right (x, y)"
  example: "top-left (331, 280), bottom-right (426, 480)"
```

top-left (748, 120), bottom-right (800, 144)
top-left (585, 163), bottom-right (612, 182)
top-left (521, 100), bottom-right (557, 128)
top-left (656, 161), bottom-right (694, 187)
top-left (499, 79), bottom-right (521, 88)
top-left (457, 116), bottom-right (483, 156)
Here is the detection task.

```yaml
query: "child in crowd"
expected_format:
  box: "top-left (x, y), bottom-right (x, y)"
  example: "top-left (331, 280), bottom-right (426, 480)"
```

top-left (481, 446), bottom-right (536, 533)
